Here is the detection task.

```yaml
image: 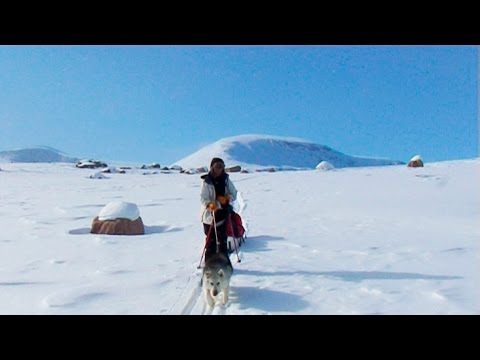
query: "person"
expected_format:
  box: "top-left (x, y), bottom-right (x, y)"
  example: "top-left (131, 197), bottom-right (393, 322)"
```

top-left (200, 157), bottom-right (238, 261)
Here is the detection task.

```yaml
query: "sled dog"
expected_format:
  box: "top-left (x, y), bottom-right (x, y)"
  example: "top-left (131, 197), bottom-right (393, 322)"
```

top-left (202, 253), bottom-right (233, 307)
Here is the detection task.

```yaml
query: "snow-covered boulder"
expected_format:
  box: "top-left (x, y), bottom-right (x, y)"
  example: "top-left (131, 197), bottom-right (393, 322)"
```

top-left (89, 172), bottom-right (108, 179)
top-left (407, 155), bottom-right (424, 168)
top-left (101, 167), bottom-right (126, 174)
top-left (316, 160), bottom-right (334, 171)
top-left (91, 201), bottom-right (144, 235)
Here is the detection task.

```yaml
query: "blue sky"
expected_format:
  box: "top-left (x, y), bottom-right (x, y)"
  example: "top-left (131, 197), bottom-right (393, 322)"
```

top-left (0, 45), bottom-right (477, 164)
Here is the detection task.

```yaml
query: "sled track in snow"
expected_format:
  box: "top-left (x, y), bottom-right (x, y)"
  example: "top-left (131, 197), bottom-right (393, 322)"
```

top-left (173, 192), bottom-right (246, 315)
top-left (177, 272), bottom-right (202, 315)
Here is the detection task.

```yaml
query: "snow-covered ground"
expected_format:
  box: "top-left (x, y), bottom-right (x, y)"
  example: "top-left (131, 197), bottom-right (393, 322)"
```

top-left (0, 159), bottom-right (478, 314)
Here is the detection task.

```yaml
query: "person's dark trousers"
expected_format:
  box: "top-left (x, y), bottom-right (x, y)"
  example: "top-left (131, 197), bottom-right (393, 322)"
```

top-left (203, 208), bottom-right (230, 261)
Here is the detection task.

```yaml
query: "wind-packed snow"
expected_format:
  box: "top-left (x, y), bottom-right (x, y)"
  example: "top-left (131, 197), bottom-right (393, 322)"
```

top-left (0, 158), bottom-right (478, 314)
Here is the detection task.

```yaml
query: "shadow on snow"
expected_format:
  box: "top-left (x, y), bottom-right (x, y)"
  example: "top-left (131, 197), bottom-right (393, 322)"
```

top-left (232, 286), bottom-right (309, 312)
top-left (234, 268), bottom-right (462, 282)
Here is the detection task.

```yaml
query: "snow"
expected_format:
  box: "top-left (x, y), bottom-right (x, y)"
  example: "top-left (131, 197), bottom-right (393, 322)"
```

top-left (316, 161), bottom-right (334, 171)
top-left (1, 135), bottom-right (403, 170)
top-left (0, 159), bottom-right (478, 314)
top-left (0, 147), bottom-right (79, 163)
top-left (97, 202), bottom-right (141, 221)
top-left (89, 172), bottom-right (108, 180)
top-left (172, 134), bottom-right (403, 170)
top-left (410, 155), bottom-right (422, 162)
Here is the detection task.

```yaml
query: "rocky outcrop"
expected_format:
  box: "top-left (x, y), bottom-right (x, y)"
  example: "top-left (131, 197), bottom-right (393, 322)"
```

top-left (76, 160), bottom-right (108, 169)
top-left (225, 165), bottom-right (241, 173)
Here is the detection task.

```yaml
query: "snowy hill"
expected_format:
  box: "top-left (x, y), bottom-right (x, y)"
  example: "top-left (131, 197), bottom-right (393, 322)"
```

top-left (0, 147), bottom-right (79, 163)
top-left (172, 134), bottom-right (403, 170)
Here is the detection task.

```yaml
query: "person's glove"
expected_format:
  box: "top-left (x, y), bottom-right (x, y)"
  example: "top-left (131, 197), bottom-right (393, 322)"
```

top-left (217, 195), bottom-right (230, 205)
top-left (207, 202), bottom-right (217, 211)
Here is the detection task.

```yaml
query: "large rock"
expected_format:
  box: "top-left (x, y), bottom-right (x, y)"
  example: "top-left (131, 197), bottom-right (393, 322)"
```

top-left (76, 159), bottom-right (108, 169)
top-left (90, 201), bottom-right (145, 235)
top-left (316, 160), bottom-right (334, 171)
top-left (225, 165), bottom-right (241, 173)
top-left (91, 216), bottom-right (145, 235)
top-left (407, 155), bottom-right (424, 168)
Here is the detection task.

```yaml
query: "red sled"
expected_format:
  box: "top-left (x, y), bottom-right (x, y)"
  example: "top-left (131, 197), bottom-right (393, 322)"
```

top-left (226, 211), bottom-right (246, 252)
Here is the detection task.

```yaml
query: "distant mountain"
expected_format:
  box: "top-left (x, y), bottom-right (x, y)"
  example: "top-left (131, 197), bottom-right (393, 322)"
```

top-left (0, 147), bottom-right (79, 163)
top-left (172, 134), bottom-right (403, 170)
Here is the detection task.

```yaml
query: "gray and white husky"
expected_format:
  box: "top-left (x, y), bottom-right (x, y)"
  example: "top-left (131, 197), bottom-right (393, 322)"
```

top-left (202, 253), bottom-right (233, 307)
